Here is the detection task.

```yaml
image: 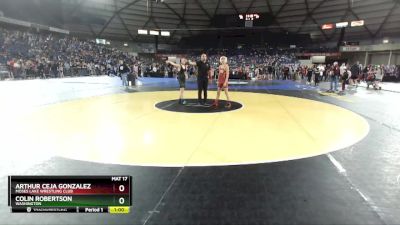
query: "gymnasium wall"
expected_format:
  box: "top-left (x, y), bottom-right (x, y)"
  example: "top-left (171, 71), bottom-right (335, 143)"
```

top-left (342, 51), bottom-right (400, 65)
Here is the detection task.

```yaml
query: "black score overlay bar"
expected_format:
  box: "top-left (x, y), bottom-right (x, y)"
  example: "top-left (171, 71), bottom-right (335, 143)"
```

top-left (8, 175), bottom-right (132, 213)
top-left (11, 206), bottom-right (110, 213)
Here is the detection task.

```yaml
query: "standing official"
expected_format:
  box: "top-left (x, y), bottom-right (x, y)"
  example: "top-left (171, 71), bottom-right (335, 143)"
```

top-left (189, 54), bottom-right (212, 105)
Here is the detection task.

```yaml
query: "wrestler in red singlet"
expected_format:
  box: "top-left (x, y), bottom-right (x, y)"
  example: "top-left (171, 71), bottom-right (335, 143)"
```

top-left (212, 56), bottom-right (231, 109)
top-left (218, 65), bottom-right (228, 89)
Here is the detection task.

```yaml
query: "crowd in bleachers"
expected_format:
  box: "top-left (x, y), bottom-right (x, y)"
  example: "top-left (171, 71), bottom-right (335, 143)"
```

top-left (1, 26), bottom-right (399, 84)
top-left (162, 48), bottom-right (299, 80)
top-left (0, 27), bottom-right (142, 79)
top-left (0, 26), bottom-right (301, 80)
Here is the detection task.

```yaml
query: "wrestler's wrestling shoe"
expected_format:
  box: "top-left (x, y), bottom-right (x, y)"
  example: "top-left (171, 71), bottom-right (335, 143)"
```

top-left (211, 100), bottom-right (218, 109)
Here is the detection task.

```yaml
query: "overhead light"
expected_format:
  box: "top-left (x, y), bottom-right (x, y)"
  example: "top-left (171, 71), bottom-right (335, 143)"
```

top-left (161, 31), bottom-right (170, 36)
top-left (149, 30), bottom-right (160, 35)
top-left (336, 22), bottom-right (349, 28)
top-left (96, 38), bottom-right (106, 45)
top-left (106, 41), bottom-right (110, 45)
top-left (383, 39), bottom-right (389, 44)
top-left (351, 20), bottom-right (364, 27)
top-left (138, 29), bottom-right (148, 35)
top-left (321, 23), bottom-right (334, 30)
top-left (124, 43), bottom-right (128, 47)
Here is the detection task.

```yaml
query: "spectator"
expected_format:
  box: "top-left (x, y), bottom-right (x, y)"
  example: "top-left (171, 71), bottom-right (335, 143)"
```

top-left (329, 62), bottom-right (340, 92)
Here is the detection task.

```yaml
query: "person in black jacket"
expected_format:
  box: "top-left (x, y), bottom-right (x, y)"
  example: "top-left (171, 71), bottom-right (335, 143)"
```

top-left (189, 54), bottom-right (212, 105)
top-left (349, 61), bottom-right (361, 87)
top-left (306, 66), bottom-right (313, 84)
top-left (118, 60), bottom-right (130, 87)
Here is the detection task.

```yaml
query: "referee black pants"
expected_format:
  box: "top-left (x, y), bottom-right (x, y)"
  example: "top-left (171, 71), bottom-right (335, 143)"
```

top-left (197, 78), bottom-right (208, 103)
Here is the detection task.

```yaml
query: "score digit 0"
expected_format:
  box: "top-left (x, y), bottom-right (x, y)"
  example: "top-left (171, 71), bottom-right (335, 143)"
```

top-left (119, 197), bottom-right (125, 205)
top-left (118, 184), bottom-right (125, 192)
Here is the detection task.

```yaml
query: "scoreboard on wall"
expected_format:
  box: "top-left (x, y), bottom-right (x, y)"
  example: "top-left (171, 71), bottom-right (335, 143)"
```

top-left (211, 13), bottom-right (274, 28)
top-left (8, 176), bottom-right (131, 213)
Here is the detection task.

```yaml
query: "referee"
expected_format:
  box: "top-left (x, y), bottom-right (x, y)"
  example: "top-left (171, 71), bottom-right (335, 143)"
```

top-left (189, 54), bottom-right (212, 105)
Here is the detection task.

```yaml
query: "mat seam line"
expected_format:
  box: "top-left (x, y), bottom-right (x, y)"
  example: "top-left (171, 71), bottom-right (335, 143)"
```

top-left (273, 94), bottom-right (386, 224)
top-left (141, 112), bottom-right (221, 224)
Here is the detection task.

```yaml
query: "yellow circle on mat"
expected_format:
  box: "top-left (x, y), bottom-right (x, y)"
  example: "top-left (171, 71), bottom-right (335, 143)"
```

top-left (6, 91), bottom-right (369, 167)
